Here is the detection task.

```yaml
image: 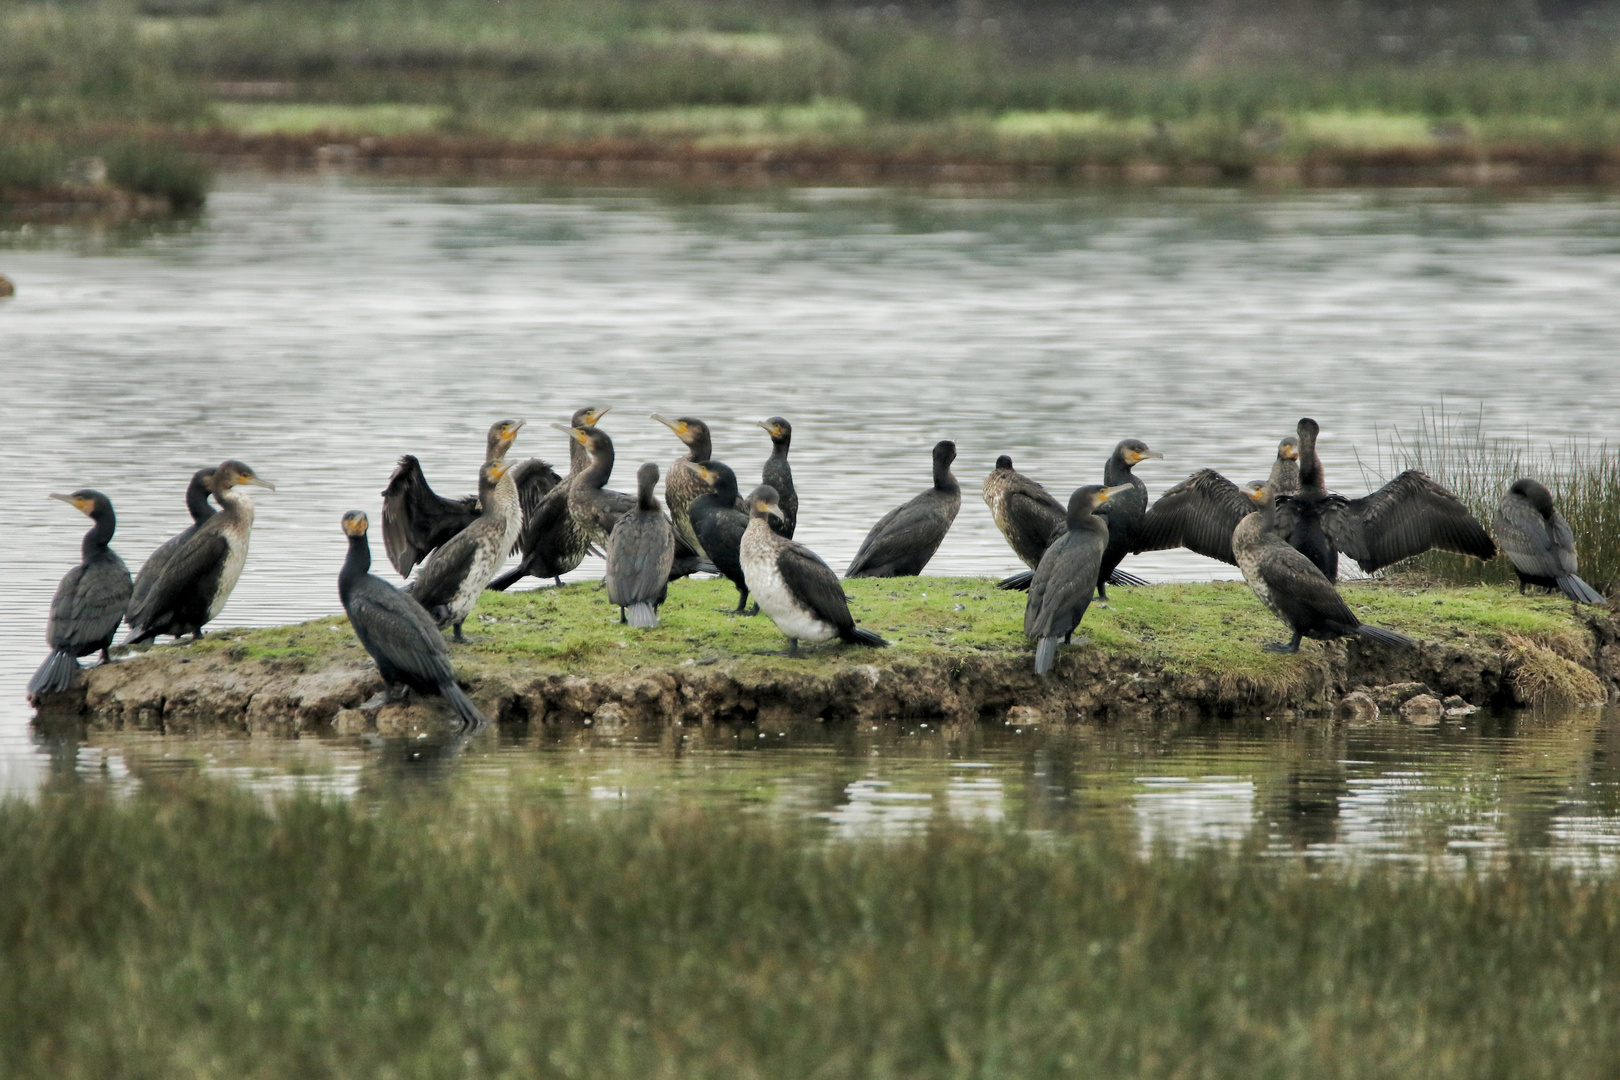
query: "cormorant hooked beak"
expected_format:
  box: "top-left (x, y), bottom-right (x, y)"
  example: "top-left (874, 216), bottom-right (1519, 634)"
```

top-left (342, 510), bottom-right (369, 536)
top-left (1097, 483), bottom-right (1135, 504)
top-left (652, 414), bottom-right (690, 438)
top-left (243, 475), bottom-right (276, 491)
top-left (583, 406), bottom-right (611, 425)
top-left (755, 420), bottom-right (778, 436)
top-left (551, 423), bottom-right (589, 444)
top-left (48, 492), bottom-right (91, 515)
top-left (1129, 448), bottom-right (1166, 465)
top-left (757, 499), bottom-right (784, 521)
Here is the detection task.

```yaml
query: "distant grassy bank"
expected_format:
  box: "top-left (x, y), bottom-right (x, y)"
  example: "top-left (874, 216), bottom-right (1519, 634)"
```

top-left (8, 0), bottom-right (1620, 188)
top-left (7, 786), bottom-right (1620, 1078)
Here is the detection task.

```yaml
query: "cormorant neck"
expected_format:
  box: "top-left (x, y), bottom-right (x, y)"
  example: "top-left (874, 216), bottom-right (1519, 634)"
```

top-left (685, 432), bottom-right (712, 464)
top-left (770, 435), bottom-right (790, 457)
top-left (1103, 453), bottom-right (1134, 485)
top-left (933, 461), bottom-right (959, 495)
top-left (637, 481), bottom-right (659, 512)
top-left (568, 441), bottom-right (589, 475)
top-left (339, 533), bottom-right (371, 595)
top-left (82, 509), bottom-right (115, 558)
top-left (1297, 431), bottom-right (1324, 492)
top-left (581, 444), bottom-right (614, 489)
top-left (186, 481), bottom-right (217, 524)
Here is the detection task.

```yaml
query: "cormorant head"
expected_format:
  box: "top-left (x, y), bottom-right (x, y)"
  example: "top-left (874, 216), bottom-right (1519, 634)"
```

top-left (995, 455), bottom-right (1013, 471)
top-left (572, 406), bottom-right (611, 428)
top-left (1116, 439), bottom-right (1164, 467)
top-left (745, 484), bottom-right (784, 522)
top-left (635, 461), bottom-right (660, 498)
top-left (479, 460), bottom-right (510, 492)
top-left (756, 417), bottom-right (791, 445)
top-left (1243, 480), bottom-right (1272, 505)
top-left (341, 510), bottom-right (369, 537)
top-left (48, 489), bottom-right (109, 518)
top-left (1510, 478), bottom-right (1556, 515)
top-left (215, 461), bottom-right (275, 492)
top-left (1071, 483), bottom-right (1134, 516)
top-left (695, 460), bottom-right (740, 501)
top-left (487, 419), bottom-right (526, 460)
top-left (653, 414), bottom-right (708, 448)
top-left (1297, 418), bottom-right (1319, 443)
top-left (552, 423), bottom-right (609, 455)
top-left (933, 440), bottom-right (957, 466)
top-left (1277, 437), bottom-right (1299, 461)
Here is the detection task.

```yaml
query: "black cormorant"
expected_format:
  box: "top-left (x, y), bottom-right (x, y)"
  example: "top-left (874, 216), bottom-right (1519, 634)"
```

top-left (1095, 438), bottom-right (1164, 600)
top-left (129, 467), bottom-right (216, 617)
top-left (28, 490), bottom-right (132, 699)
top-left (123, 461), bottom-right (274, 644)
top-left (380, 418), bottom-right (526, 577)
top-left (846, 440), bottom-right (961, 578)
top-left (1233, 486), bottom-right (1415, 654)
top-left (756, 417), bottom-right (797, 538)
top-left (1282, 417), bottom-right (1495, 581)
top-left (740, 485), bottom-right (886, 656)
top-left (982, 454), bottom-right (1065, 571)
top-left (605, 462), bottom-right (675, 627)
top-left (488, 406), bottom-right (610, 591)
top-left (338, 511), bottom-right (487, 731)
top-left (404, 459), bottom-right (513, 642)
top-left (1131, 435), bottom-right (1304, 567)
top-left (1494, 478), bottom-right (1606, 605)
top-left (690, 460), bottom-right (752, 612)
top-left (1025, 484), bottom-right (1129, 675)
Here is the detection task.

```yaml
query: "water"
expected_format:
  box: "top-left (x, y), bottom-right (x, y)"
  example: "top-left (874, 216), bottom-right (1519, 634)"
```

top-left (4, 176), bottom-right (1620, 852)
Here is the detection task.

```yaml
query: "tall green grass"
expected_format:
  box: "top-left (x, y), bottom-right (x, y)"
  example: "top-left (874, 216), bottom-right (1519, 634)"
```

top-left (6, 784), bottom-right (1620, 1077)
top-left (1355, 406), bottom-right (1620, 595)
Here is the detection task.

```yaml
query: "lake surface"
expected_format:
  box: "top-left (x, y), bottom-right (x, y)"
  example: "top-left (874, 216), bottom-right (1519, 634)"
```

top-left (3, 177), bottom-right (1619, 853)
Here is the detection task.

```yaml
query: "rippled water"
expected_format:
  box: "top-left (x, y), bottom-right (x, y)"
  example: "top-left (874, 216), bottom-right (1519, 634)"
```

top-left (3, 177), bottom-right (1619, 849)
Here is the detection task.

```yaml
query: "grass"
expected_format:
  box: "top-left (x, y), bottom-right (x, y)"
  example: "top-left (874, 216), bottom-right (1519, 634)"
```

top-left (1355, 406), bottom-right (1620, 597)
top-left (165, 575), bottom-right (1595, 703)
top-left (9, 785), bottom-right (1620, 1077)
top-left (0, 134), bottom-right (211, 210)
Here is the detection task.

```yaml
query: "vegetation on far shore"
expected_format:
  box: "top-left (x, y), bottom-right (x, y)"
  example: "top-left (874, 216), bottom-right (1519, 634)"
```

top-left (8, 786), bottom-right (1620, 1077)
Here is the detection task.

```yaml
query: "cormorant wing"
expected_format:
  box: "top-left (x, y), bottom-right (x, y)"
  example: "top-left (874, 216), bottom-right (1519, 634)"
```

top-left (1133, 469), bottom-right (1251, 566)
top-left (1003, 482), bottom-right (1066, 540)
top-left (1326, 470), bottom-right (1496, 574)
top-left (406, 531), bottom-right (479, 611)
top-left (347, 579), bottom-right (455, 685)
top-left (129, 525), bottom-right (196, 613)
top-left (1494, 495), bottom-right (1578, 579)
top-left (846, 493), bottom-right (957, 576)
top-left (508, 458), bottom-right (562, 544)
top-left (1254, 543), bottom-right (1358, 630)
top-left (1024, 534), bottom-right (1102, 638)
top-left (380, 455), bottom-right (479, 578)
top-left (778, 542), bottom-right (855, 630)
top-left (127, 528), bottom-right (229, 631)
top-left (608, 514), bottom-right (675, 602)
top-left (48, 555), bottom-right (132, 649)
top-left (579, 488), bottom-right (637, 537)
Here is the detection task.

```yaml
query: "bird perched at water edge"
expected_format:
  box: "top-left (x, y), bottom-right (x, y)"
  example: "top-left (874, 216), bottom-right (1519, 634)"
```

top-left (846, 439), bottom-right (961, 578)
top-left (489, 406), bottom-right (609, 590)
top-left (128, 467), bottom-right (216, 617)
top-left (404, 459), bottom-right (513, 642)
top-left (29, 490), bottom-right (132, 700)
top-left (756, 417), bottom-right (798, 538)
top-left (1494, 478), bottom-right (1607, 605)
top-left (605, 463), bottom-right (676, 628)
top-left (380, 418), bottom-right (529, 578)
top-left (1025, 484), bottom-right (1129, 675)
top-left (690, 460), bottom-right (753, 613)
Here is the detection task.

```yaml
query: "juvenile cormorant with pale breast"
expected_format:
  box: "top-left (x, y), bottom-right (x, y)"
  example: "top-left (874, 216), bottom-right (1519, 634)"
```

top-left (488, 406), bottom-right (610, 591)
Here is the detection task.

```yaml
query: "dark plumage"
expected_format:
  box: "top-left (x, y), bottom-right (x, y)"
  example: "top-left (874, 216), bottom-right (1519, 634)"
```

top-left (757, 417), bottom-right (798, 538)
top-left (129, 467), bottom-right (216, 617)
top-left (690, 460), bottom-right (752, 612)
top-left (740, 485), bottom-right (886, 656)
top-left (1234, 488), bottom-right (1415, 655)
top-left (380, 418), bottom-right (524, 578)
top-left (846, 440), bottom-right (961, 578)
top-left (1133, 468), bottom-right (1257, 567)
top-left (123, 461), bottom-right (274, 645)
top-left (404, 460), bottom-right (513, 643)
top-left (605, 463), bottom-right (676, 628)
top-left (28, 490), bottom-right (132, 700)
top-left (489, 406), bottom-right (610, 591)
top-left (1025, 484), bottom-right (1127, 675)
top-left (338, 511), bottom-right (487, 732)
top-left (983, 454), bottom-right (1065, 570)
top-left (1095, 438), bottom-right (1163, 600)
top-left (1495, 478), bottom-right (1607, 605)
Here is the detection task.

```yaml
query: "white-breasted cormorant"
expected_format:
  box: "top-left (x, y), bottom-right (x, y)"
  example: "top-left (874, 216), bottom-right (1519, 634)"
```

top-left (1282, 417), bottom-right (1495, 581)
top-left (605, 463), bottom-right (676, 627)
top-left (1494, 478), bottom-right (1607, 605)
top-left (740, 485), bottom-right (887, 656)
top-left (489, 406), bottom-right (609, 591)
top-left (338, 511), bottom-right (487, 732)
top-left (28, 490), bottom-right (133, 699)
top-left (404, 459), bottom-right (512, 642)
top-left (846, 440), bottom-right (961, 578)
top-left (1025, 484), bottom-right (1130, 675)
top-left (380, 418), bottom-right (531, 578)
top-left (690, 460), bottom-right (752, 612)
top-left (123, 461), bottom-right (274, 645)
top-left (1095, 438), bottom-right (1164, 600)
top-left (1234, 485), bottom-right (1415, 654)
top-left (756, 417), bottom-right (797, 538)
top-left (128, 467), bottom-right (216, 618)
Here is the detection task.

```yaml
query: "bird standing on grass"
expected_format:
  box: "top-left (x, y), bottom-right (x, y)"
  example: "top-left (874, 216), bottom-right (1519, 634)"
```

top-left (381, 418), bottom-right (526, 578)
top-left (605, 463), bottom-right (676, 628)
top-left (1024, 484), bottom-right (1129, 675)
top-left (404, 459), bottom-right (513, 643)
top-left (756, 417), bottom-right (798, 538)
top-left (846, 439), bottom-right (960, 578)
top-left (29, 490), bottom-right (132, 700)
top-left (489, 406), bottom-right (610, 590)
top-left (1095, 438), bottom-right (1164, 599)
top-left (689, 460), bottom-right (753, 613)
top-left (1495, 478), bottom-right (1607, 606)
top-left (741, 485), bottom-right (886, 657)
top-left (338, 510), bottom-right (487, 732)
top-left (128, 467), bottom-right (216, 617)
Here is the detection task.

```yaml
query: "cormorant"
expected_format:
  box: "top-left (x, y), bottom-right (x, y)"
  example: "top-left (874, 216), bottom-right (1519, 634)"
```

top-left (846, 440), bottom-right (961, 578)
top-left (28, 490), bottom-right (132, 699)
top-left (1269, 436), bottom-right (1301, 496)
top-left (1233, 485), bottom-right (1415, 654)
top-left (128, 467), bottom-right (216, 617)
top-left (982, 454), bottom-right (1065, 571)
top-left (1281, 418), bottom-right (1496, 581)
top-left (756, 417), bottom-right (797, 538)
top-left (605, 463), bottom-right (675, 627)
top-left (1494, 478), bottom-right (1607, 605)
top-left (740, 485), bottom-right (887, 656)
top-left (123, 461), bottom-right (274, 645)
top-left (689, 460), bottom-right (752, 612)
top-left (1095, 438), bottom-right (1164, 600)
top-left (653, 413), bottom-right (737, 557)
top-left (488, 406), bottom-right (610, 591)
top-left (404, 459), bottom-right (512, 643)
top-left (380, 418), bottom-right (527, 578)
top-left (1131, 435), bottom-right (1304, 567)
top-left (338, 511), bottom-right (487, 732)
top-left (1025, 484), bottom-right (1130, 675)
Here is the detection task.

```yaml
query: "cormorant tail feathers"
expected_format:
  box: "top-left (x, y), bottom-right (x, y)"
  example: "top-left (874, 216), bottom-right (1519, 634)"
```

top-left (626, 602), bottom-right (659, 628)
top-left (1034, 637), bottom-right (1058, 675)
top-left (1558, 575), bottom-right (1608, 606)
top-left (1108, 568), bottom-right (1150, 588)
top-left (999, 567), bottom-right (1144, 593)
top-left (438, 680), bottom-right (489, 732)
top-left (842, 625), bottom-right (888, 648)
top-left (1356, 624), bottom-right (1416, 650)
top-left (28, 650), bottom-right (81, 698)
top-left (486, 567), bottom-right (525, 592)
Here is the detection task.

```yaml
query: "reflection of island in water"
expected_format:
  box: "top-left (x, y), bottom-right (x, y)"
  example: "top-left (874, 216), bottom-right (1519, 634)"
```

top-left (24, 706), bottom-right (1620, 865)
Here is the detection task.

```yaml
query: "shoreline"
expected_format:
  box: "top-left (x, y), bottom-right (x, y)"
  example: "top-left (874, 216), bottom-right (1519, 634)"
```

top-left (30, 578), bottom-right (1617, 736)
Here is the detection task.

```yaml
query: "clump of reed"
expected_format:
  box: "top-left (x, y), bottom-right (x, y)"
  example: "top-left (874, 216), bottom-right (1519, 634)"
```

top-left (1354, 405), bottom-right (1620, 596)
top-left (0, 133), bottom-right (210, 209)
top-left (7, 784), bottom-right (1620, 1077)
